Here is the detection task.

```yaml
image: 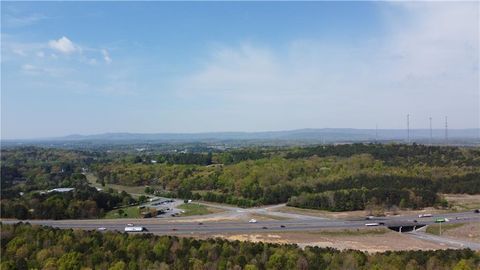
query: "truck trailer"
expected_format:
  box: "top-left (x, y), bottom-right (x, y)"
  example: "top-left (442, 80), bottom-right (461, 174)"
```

top-left (124, 226), bottom-right (147, 232)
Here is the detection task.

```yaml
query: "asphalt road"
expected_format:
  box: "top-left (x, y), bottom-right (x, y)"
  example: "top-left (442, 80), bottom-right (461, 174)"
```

top-left (2, 203), bottom-right (479, 251)
top-left (3, 210), bottom-right (479, 235)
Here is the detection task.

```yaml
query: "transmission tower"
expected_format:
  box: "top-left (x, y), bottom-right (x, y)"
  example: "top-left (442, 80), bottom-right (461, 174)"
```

top-left (429, 117), bottom-right (432, 145)
top-left (445, 116), bottom-right (448, 144)
top-left (407, 114), bottom-right (410, 144)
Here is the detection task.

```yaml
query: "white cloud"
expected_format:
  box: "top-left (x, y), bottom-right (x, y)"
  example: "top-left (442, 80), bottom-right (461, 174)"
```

top-left (102, 49), bottom-right (112, 64)
top-left (48, 36), bottom-right (77, 54)
top-left (13, 49), bottom-right (26, 56)
top-left (21, 63), bottom-right (68, 77)
top-left (3, 13), bottom-right (46, 28)
top-left (21, 64), bottom-right (36, 72)
top-left (177, 2), bottom-right (479, 129)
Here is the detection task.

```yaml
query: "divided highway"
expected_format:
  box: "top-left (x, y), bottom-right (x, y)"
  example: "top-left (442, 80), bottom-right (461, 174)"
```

top-left (2, 206), bottom-right (479, 250)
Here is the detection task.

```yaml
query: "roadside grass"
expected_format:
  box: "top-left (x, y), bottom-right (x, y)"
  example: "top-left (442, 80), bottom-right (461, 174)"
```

top-left (104, 206), bottom-right (141, 219)
top-left (249, 213), bottom-right (290, 221)
top-left (305, 228), bottom-right (389, 236)
top-left (426, 223), bottom-right (465, 236)
top-left (178, 203), bottom-right (218, 216)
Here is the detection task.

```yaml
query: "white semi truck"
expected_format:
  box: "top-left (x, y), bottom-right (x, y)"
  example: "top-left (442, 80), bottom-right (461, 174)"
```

top-left (124, 226), bottom-right (147, 232)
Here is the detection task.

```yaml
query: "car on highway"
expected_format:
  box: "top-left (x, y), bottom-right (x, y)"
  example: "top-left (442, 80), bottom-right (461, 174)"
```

top-left (172, 228), bottom-right (177, 231)
top-left (365, 223), bottom-right (380, 226)
top-left (280, 225), bottom-right (286, 228)
top-left (474, 209), bottom-right (479, 213)
top-left (262, 226), bottom-right (268, 229)
top-left (418, 214), bottom-right (432, 218)
top-left (249, 219), bottom-right (257, 223)
top-left (198, 222), bottom-right (203, 225)
top-left (365, 216), bottom-right (375, 220)
top-left (97, 227), bottom-right (107, 231)
top-left (435, 218), bottom-right (449, 223)
top-left (127, 223), bottom-right (134, 226)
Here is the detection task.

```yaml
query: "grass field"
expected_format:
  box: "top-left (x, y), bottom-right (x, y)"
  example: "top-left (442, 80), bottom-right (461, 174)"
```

top-left (104, 206), bottom-right (142, 219)
top-left (426, 223), bottom-right (465, 236)
top-left (178, 203), bottom-right (219, 216)
top-left (85, 173), bottom-right (157, 197)
top-left (444, 194), bottom-right (480, 211)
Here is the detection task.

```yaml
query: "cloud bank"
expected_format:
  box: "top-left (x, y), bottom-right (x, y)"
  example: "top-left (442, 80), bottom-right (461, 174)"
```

top-left (176, 2), bottom-right (479, 129)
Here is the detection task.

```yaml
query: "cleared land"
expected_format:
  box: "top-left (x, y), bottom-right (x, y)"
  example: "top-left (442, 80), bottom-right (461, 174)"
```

top-left (201, 228), bottom-right (455, 252)
top-left (85, 173), bottom-right (159, 197)
top-left (426, 223), bottom-right (480, 243)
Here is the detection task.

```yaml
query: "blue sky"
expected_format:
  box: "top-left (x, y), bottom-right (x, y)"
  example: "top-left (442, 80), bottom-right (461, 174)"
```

top-left (1, 1), bottom-right (479, 139)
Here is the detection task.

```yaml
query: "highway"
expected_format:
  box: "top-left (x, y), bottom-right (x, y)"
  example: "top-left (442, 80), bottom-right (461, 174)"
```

top-left (2, 208), bottom-right (479, 233)
top-left (2, 205), bottom-right (479, 250)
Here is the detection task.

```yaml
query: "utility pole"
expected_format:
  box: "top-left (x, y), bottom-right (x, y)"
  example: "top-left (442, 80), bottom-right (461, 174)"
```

top-left (445, 116), bottom-right (448, 145)
top-left (407, 114), bottom-right (410, 144)
top-left (429, 117), bottom-right (433, 145)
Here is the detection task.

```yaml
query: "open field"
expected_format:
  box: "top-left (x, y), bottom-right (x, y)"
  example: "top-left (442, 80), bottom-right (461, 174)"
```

top-left (177, 203), bottom-right (222, 217)
top-left (444, 194), bottom-right (480, 211)
top-left (85, 173), bottom-right (159, 197)
top-left (104, 206), bottom-right (141, 219)
top-left (200, 228), bottom-right (454, 252)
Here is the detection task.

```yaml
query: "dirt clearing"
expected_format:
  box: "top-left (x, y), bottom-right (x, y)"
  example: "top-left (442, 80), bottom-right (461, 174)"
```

top-left (193, 228), bottom-right (456, 252)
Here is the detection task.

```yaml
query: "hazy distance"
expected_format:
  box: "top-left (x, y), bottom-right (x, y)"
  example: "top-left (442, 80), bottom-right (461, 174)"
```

top-left (1, 1), bottom-right (479, 139)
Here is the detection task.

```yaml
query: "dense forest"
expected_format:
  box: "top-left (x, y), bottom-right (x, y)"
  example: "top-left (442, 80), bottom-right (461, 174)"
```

top-left (1, 147), bottom-right (135, 219)
top-left (2, 144), bottom-right (480, 216)
top-left (1, 223), bottom-right (479, 270)
top-left (94, 144), bottom-right (480, 209)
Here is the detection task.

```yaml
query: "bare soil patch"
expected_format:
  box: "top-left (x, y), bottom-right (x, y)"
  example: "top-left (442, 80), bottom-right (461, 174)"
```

top-left (205, 228), bottom-right (453, 252)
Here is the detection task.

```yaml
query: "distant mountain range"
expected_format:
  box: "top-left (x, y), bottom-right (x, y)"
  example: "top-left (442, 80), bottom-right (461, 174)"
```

top-left (5, 128), bottom-right (480, 144)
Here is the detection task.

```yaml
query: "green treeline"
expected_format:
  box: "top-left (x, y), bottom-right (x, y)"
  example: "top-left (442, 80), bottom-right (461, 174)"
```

top-left (284, 143), bottom-right (480, 167)
top-left (2, 223), bottom-right (479, 270)
top-left (287, 188), bottom-right (438, 211)
top-left (1, 148), bottom-right (135, 219)
top-left (3, 144), bottom-right (480, 213)
top-left (95, 152), bottom-right (480, 209)
top-left (0, 178), bottom-right (135, 220)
